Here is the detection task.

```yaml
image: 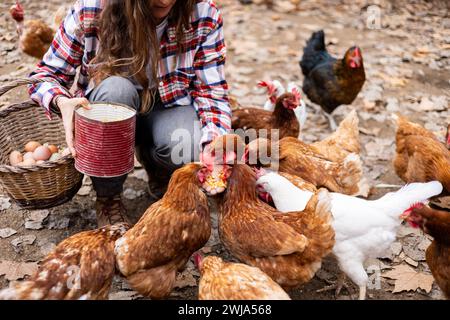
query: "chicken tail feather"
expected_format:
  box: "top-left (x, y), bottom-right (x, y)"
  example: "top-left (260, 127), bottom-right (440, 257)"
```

top-left (300, 30), bottom-right (330, 75)
top-left (125, 265), bottom-right (177, 299)
top-left (299, 188), bottom-right (335, 263)
top-left (335, 153), bottom-right (363, 194)
top-left (373, 181), bottom-right (444, 217)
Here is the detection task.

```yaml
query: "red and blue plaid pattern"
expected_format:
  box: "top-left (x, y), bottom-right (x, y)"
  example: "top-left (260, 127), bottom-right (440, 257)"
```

top-left (28, 0), bottom-right (231, 147)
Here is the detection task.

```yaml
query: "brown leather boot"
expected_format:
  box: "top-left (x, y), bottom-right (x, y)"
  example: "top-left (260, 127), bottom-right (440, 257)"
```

top-left (146, 172), bottom-right (170, 201)
top-left (95, 195), bottom-right (129, 227)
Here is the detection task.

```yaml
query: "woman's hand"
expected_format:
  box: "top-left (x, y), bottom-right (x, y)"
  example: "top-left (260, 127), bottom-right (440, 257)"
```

top-left (56, 96), bottom-right (91, 157)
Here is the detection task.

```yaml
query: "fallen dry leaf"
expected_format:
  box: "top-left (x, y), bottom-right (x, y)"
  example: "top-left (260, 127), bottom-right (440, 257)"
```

top-left (77, 186), bottom-right (91, 196)
top-left (129, 169), bottom-right (149, 182)
top-left (382, 264), bottom-right (434, 293)
top-left (0, 196), bottom-right (11, 211)
top-left (0, 228), bottom-right (17, 239)
top-left (109, 291), bottom-right (140, 300)
top-left (11, 235), bottom-right (36, 247)
top-left (0, 261), bottom-right (39, 281)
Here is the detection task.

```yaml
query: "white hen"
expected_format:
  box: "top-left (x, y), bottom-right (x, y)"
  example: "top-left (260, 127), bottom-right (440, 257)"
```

top-left (256, 172), bottom-right (443, 300)
top-left (262, 80), bottom-right (286, 111)
top-left (287, 82), bottom-right (308, 135)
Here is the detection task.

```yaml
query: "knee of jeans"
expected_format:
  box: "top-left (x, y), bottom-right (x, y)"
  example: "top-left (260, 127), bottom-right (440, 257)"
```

top-left (90, 76), bottom-right (139, 110)
top-left (153, 136), bottom-right (199, 170)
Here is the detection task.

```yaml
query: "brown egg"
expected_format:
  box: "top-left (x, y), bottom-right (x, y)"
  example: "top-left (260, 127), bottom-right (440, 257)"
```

top-left (20, 158), bottom-right (36, 166)
top-left (48, 144), bottom-right (59, 154)
top-left (23, 152), bottom-right (35, 161)
top-left (33, 146), bottom-right (52, 161)
top-left (9, 151), bottom-right (23, 166)
top-left (24, 141), bottom-right (42, 152)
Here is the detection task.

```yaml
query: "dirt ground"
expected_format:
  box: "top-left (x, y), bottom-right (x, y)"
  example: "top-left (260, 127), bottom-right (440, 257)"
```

top-left (0, 0), bottom-right (449, 300)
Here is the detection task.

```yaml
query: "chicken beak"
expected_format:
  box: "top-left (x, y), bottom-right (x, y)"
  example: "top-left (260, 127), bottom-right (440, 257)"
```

top-left (201, 166), bottom-right (228, 196)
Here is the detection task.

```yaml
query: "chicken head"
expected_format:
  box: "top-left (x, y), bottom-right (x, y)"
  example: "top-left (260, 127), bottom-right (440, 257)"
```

top-left (200, 134), bottom-right (246, 195)
top-left (344, 46), bottom-right (364, 69)
top-left (10, 0), bottom-right (24, 22)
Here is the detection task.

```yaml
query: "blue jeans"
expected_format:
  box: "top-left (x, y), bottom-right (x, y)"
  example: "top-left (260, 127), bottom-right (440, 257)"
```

top-left (87, 76), bottom-right (202, 197)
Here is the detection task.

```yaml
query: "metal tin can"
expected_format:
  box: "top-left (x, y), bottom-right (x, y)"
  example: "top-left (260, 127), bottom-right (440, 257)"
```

top-left (74, 102), bottom-right (136, 178)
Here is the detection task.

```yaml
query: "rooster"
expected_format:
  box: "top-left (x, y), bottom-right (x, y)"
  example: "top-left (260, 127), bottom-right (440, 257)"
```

top-left (194, 254), bottom-right (291, 300)
top-left (402, 204), bottom-right (450, 299)
top-left (232, 83), bottom-right (305, 141)
top-left (0, 223), bottom-right (129, 300)
top-left (256, 171), bottom-right (444, 299)
top-left (393, 114), bottom-right (450, 195)
top-left (217, 164), bottom-right (335, 290)
top-left (114, 163), bottom-right (214, 299)
top-left (9, 0), bottom-right (67, 60)
top-left (300, 30), bottom-right (366, 129)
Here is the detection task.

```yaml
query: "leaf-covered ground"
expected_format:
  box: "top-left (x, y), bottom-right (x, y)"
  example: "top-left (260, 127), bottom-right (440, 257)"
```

top-left (0, 0), bottom-right (449, 300)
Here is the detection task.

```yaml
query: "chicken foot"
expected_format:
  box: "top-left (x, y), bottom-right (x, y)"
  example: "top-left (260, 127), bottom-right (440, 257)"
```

top-left (316, 273), bottom-right (355, 299)
top-left (323, 112), bottom-right (337, 131)
top-left (359, 285), bottom-right (367, 300)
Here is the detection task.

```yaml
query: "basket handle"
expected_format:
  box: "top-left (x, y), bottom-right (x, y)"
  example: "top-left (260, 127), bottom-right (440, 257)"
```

top-left (0, 78), bottom-right (46, 97)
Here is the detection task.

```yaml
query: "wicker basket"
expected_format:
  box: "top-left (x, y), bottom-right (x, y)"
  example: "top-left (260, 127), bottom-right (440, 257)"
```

top-left (0, 78), bottom-right (83, 209)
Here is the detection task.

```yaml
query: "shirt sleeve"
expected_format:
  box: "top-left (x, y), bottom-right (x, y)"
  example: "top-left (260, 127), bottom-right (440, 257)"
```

top-left (27, 1), bottom-right (85, 119)
top-left (191, 7), bottom-right (232, 149)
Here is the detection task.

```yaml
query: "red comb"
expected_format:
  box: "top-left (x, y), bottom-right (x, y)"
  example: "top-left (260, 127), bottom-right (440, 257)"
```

top-left (200, 149), bottom-right (215, 171)
top-left (258, 81), bottom-right (270, 87)
top-left (10, 0), bottom-right (24, 22)
top-left (291, 87), bottom-right (301, 103)
top-left (401, 202), bottom-right (425, 219)
top-left (253, 167), bottom-right (267, 179)
top-left (258, 81), bottom-right (276, 96)
top-left (446, 125), bottom-right (450, 146)
top-left (193, 252), bottom-right (203, 270)
top-left (242, 148), bottom-right (250, 163)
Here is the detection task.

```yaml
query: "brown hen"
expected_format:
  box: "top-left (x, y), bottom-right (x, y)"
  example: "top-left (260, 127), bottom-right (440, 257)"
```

top-left (311, 110), bottom-right (361, 163)
top-left (393, 115), bottom-right (450, 195)
top-left (403, 205), bottom-right (450, 299)
top-left (195, 255), bottom-right (291, 300)
top-left (231, 88), bottom-right (303, 141)
top-left (114, 163), bottom-right (211, 299)
top-left (246, 136), bottom-right (362, 195)
top-left (9, 1), bottom-right (58, 60)
top-left (218, 164), bottom-right (335, 289)
top-left (0, 223), bottom-right (129, 300)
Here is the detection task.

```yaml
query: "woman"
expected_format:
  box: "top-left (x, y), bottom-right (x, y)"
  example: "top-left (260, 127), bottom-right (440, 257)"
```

top-left (28, 0), bottom-right (231, 227)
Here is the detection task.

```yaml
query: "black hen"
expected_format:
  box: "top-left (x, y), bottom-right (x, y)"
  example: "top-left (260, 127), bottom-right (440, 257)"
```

top-left (300, 30), bottom-right (366, 129)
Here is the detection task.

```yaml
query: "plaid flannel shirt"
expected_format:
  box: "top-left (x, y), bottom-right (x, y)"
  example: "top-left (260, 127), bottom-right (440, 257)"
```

top-left (28, 0), bottom-right (231, 148)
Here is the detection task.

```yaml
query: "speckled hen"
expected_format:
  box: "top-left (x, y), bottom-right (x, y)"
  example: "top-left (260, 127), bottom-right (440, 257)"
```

top-left (0, 223), bottom-right (129, 300)
top-left (195, 255), bottom-right (291, 300)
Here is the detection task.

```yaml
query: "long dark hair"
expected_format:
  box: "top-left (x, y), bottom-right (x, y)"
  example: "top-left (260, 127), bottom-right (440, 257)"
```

top-left (91, 0), bottom-right (196, 113)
